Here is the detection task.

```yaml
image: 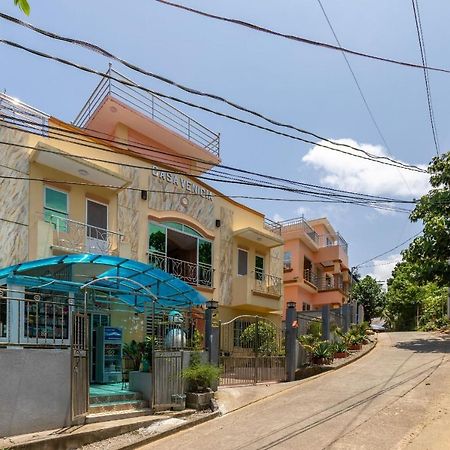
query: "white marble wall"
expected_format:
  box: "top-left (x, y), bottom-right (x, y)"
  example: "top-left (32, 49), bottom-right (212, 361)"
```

top-left (0, 126), bottom-right (30, 268)
top-left (218, 206), bottom-right (234, 306)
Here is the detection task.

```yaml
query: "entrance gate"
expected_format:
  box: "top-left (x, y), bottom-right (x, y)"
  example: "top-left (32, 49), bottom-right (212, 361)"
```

top-left (71, 312), bottom-right (89, 421)
top-left (220, 315), bottom-right (285, 386)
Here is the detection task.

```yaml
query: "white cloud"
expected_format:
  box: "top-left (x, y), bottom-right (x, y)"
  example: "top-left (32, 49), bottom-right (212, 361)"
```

top-left (302, 139), bottom-right (430, 199)
top-left (365, 253), bottom-right (402, 287)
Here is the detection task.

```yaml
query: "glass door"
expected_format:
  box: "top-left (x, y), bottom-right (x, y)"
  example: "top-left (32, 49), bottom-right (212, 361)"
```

top-left (86, 199), bottom-right (108, 254)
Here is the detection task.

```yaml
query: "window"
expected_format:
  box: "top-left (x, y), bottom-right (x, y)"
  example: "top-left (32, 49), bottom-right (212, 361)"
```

top-left (0, 285), bottom-right (6, 339)
top-left (148, 221), bottom-right (213, 287)
top-left (283, 251), bottom-right (292, 271)
top-left (302, 302), bottom-right (311, 311)
top-left (255, 255), bottom-right (264, 281)
top-left (238, 249), bottom-right (248, 276)
top-left (44, 187), bottom-right (68, 231)
top-left (23, 292), bottom-right (70, 341)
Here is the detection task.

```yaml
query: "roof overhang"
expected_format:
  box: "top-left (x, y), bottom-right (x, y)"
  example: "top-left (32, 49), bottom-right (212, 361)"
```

top-left (32, 143), bottom-right (130, 190)
top-left (233, 227), bottom-right (284, 248)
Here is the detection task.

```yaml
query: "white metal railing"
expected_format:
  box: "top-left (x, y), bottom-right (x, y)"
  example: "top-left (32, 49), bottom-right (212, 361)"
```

top-left (279, 216), bottom-right (319, 244)
top-left (51, 216), bottom-right (123, 256)
top-left (148, 251), bottom-right (213, 288)
top-left (317, 274), bottom-right (347, 293)
top-left (73, 67), bottom-right (220, 157)
top-left (318, 233), bottom-right (348, 254)
top-left (264, 218), bottom-right (282, 236)
top-left (0, 92), bottom-right (49, 136)
top-left (253, 269), bottom-right (282, 297)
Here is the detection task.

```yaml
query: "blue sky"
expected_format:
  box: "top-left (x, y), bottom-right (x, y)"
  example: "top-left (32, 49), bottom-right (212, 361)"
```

top-left (1, 0), bottom-right (445, 281)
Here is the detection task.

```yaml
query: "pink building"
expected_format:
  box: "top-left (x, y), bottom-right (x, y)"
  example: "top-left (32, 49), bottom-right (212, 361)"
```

top-left (280, 217), bottom-right (350, 314)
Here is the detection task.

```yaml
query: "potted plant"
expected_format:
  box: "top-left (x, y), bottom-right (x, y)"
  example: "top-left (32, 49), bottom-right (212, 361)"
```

top-left (123, 340), bottom-right (143, 371)
top-left (182, 352), bottom-right (221, 410)
top-left (332, 341), bottom-right (349, 358)
top-left (311, 341), bottom-right (334, 365)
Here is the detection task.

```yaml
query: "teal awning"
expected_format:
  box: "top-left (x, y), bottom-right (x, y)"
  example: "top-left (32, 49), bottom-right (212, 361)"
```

top-left (0, 254), bottom-right (207, 308)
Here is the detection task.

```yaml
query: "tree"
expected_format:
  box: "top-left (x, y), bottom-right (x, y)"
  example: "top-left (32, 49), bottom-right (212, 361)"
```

top-left (385, 261), bottom-right (448, 331)
top-left (351, 275), bottom-right (386, 321)
top-left (405, 151), bottom-right (450, 286)
top-left (13, 0), bottom-right (30, 15)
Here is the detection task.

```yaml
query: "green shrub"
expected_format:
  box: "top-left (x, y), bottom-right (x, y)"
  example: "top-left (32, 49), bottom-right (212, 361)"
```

top-left (182, 363), bottom-right (221, 392)
top-left (240, 321), bottom-right (281, 355)
top-left (332, 341), bottom-right (348, 354)
top-left (312, 341), bottom-right (334, 359)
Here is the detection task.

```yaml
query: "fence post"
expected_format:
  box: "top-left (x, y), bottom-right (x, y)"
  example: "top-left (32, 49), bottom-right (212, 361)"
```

top-left (285, 302), bottom-right (297, 382)
top-left (204, 300), bottom-right (219, 366)
top-left (358, 304), bottom-right (365, 324)
top-left (342, 303), bottom-right (350, 332)
top-left (322, 304), bottom-right (330, 341)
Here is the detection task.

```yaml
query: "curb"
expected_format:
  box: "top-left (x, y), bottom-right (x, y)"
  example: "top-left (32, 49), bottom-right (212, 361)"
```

top-left (117, 411), bottom-right (221, 450)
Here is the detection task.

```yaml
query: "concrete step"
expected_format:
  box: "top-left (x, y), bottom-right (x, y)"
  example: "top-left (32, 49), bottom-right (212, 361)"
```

top-left (85, 408), bottom-right (153, 424)
top-left (89, 399), bottom-right (148, 414)
top-left (90, 391), bottom-right (142, 404)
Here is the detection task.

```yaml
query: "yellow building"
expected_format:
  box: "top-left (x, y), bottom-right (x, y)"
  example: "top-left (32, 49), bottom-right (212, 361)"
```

top-left (0, 69), bottom-right (284, 328)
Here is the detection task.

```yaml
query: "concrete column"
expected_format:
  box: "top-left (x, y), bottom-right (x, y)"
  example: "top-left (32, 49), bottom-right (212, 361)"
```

top-left (204, 300), bottom-right (219, 366)
top-left (285, 301), bottom-right (297, 382)
top-left (322, 304), bottom-right (330, 341)
top-left (342, 303), bottom-right (350, 332)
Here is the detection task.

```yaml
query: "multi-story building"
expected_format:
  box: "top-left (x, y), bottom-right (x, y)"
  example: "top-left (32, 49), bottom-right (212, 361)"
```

top-left (280, 216), bottom-right (350, 313)
top-left (0, 69), bottom-right (284, 436)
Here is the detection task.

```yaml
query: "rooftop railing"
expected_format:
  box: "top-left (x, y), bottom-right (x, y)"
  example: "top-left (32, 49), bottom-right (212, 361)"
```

top-left (73, 67), bottom-right (220, 157)
top-left (0, 93), bottom-right (49, 136)
top-left (279, 216), bottom-right (319, 244)
top-left (264, 217), bottom-right (282, 236)
top-left (253, 269), bottom-right (282, 297)
top-left (318, 233), bottom-right (348, 254)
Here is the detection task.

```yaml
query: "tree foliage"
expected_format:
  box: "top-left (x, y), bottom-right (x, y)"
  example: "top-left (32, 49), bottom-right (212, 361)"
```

top-left (351, 275), bottom-right (386, 321)
top-left (13, 0), bottom-right (30, 15)
top-left (404, 152), bottom-right (450, 286)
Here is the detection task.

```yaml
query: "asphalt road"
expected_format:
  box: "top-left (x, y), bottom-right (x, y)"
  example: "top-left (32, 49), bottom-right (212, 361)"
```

top-left (140, 332), bottom-right (450, 450)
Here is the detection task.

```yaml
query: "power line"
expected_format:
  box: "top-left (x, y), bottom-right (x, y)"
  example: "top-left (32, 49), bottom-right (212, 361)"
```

top-left (316, 0), bottom-right (390, 151)
top-left (0, 114), bottom-right (418, 207)
top-left (0, 33), bottom-right (427, 173)
top-left (354, 231), bottom-right (422, 268)
top-left (411, 0), bottom-right (440, 156)
top-left (152, 0), bottom-right (450, 76)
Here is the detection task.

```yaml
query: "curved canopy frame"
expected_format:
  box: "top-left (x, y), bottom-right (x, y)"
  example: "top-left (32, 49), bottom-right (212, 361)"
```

top-left (0, 254), bottom-right (207, 308)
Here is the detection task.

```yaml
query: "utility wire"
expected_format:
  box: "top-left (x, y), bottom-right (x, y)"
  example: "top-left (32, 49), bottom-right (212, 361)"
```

top-left (411, 0), bottom-right (440, 156)
top-left (0, 114), bottom-right (419, 206)
top-left (354, 231), bottom-right (422, 268)
top-left (152, 0), bottom-right (450, 76)
top-left (316, 0), bottom-right (390, 151)
top-left (0, 34), bottom-right (427, 172)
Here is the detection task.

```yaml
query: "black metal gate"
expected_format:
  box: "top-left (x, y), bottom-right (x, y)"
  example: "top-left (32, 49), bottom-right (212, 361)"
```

top-left (220, 315), bottom-right (285, 386)
top-left (71, 312), bottom-right (89, 422)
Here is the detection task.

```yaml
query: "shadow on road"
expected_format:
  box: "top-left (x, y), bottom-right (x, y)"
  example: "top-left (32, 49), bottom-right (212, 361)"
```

top-left (393, 335), bottom-right (450, 353)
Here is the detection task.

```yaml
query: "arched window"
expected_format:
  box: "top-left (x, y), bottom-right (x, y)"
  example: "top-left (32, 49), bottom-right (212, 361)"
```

top-left (148, 221), bottom-right (213, 287)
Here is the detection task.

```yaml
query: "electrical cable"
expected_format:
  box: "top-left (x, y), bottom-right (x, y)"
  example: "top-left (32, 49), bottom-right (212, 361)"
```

top-left (0, 113), bottom-right (420, 205)
top-left (0, 38), bottom-right (427, 173)
top-left (411, 0), bottom-right (440, 156)
top-left (152, 0), bottom-right (450, 76)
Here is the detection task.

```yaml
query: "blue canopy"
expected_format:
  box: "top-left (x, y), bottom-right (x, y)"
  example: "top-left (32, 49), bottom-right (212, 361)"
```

top-left (0, 254), bottom-right (207, 308)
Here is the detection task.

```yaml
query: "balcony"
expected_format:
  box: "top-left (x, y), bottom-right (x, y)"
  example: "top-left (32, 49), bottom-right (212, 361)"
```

top-left (318, 233), bottom-right (348, 254)
top-left (232, 271), bottom-right (282, 313)
top-left (303, 269), bottom-right (319, 289)
top-left (263, 218), bottom-right (282, 236)
top-left (50, 216), bottom-right (123, 256)
top-left (74, 67), bottom-right (220, 158)
top-left (317, 274), bottom-right (348, 294)
top-left (148, 251), bottom-right (213, 288)
top-left (279, 217), bottom-right (319, 248)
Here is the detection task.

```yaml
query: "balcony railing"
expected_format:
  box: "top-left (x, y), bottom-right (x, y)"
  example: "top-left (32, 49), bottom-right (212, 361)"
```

top-left (318, 233), bottom-right (348, 254)
top-left (253, 270), bottom-right (282, 297)
top-left (51, 216), bottom-right (123, 256)
top-left (264, 218), bottom-right (282, 236)
top-left (317, 274), bottom-right (347, 293)
top-left (303, 269), bottom-right (319, 288)
top-left (0, 92), bottom-right (49, 136)
top-left (73, 67), bottom-right (220, 157)
top-left (148, 251), bottom-right (213, 288)
top-left (279, 217), bottom-right (319, 244)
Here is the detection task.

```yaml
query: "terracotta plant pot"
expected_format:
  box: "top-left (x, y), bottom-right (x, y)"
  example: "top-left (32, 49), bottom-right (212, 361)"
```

top-left (348, 344), bottom-right (363, 351)
top-left (334, 351), bottom-right (349, 358)
top-left (312, 357), bottom-right (330, 365)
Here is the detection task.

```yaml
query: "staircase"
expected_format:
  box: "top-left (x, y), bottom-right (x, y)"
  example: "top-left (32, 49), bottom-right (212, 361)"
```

top-left (87, 390), bottom-right (152, 423)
